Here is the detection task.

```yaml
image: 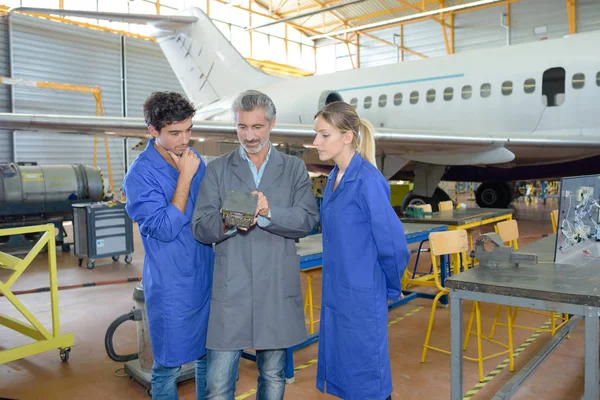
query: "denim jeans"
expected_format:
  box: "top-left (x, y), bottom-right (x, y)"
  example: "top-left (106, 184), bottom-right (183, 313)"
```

top-left (151, 355), bottom-right (207, 400)
top-left (205, 349), bottom-right (286, 400)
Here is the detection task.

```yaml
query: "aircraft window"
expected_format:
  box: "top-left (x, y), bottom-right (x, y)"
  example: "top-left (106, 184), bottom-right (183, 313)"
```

top-left (462, 85), bottom-right (472, 99)
top-left (480, 83), bottom-right (491, 98)
top-left (410, 91), bottom-right (419, 104)
top-left (364, 96), bottom-right (372, 109)
top-left (393, 93), bottom-right (403, 106)
top-left (502, 81), bottom-right (513, 95)
top-left (350, 98), bottom-right (358, 109)
top-left (378, 94), bottom-right (387, 107)
top-left (597, 71), bottom-right (600, 86)
top-left (426, 89), bottom-right (436, 103)
top-left (524, 78), bottom-right (536, 94)
top-left (572, 73), bottom-right (585, 89)
top-left (444, 87), bottom-right (453, 101)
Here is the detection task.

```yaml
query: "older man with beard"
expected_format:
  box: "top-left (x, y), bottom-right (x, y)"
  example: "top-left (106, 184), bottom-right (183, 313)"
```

top-left (191, 90), bottom-right (319, 400)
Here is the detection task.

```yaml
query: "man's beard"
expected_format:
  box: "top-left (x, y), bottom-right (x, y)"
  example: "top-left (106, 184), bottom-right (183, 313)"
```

top-left (242, 135), bottom-right (269, 154)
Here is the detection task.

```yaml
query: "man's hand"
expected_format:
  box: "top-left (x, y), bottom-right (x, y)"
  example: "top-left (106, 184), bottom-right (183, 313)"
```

top-left (252, 191), bottom-right (270, 218)
top-left (168, 148), bottom-right (200, 182)
top-left (238, 216), bottom-right (257, 231)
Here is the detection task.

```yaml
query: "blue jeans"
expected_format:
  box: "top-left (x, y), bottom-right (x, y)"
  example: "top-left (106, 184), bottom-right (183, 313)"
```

top-left (151, 355), bottom-right (207, 399)
top-left (205, 349), bottom-right (286, 400)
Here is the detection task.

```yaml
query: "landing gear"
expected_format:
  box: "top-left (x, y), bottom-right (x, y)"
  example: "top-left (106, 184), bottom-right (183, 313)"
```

top-left (401, 188), bottom-right (451, 212)
top-left (475, 182), bottom-right (513, 208)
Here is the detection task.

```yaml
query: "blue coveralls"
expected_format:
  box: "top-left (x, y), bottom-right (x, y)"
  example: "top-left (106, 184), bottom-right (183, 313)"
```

top-left (317, 152), bottom-right (410, 400)
top-left (122, 139), bottom-right (214, 367)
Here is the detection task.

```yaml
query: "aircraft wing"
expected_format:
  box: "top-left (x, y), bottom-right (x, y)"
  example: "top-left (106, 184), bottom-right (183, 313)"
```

top-left (1, 112), bottom-right (598, 168)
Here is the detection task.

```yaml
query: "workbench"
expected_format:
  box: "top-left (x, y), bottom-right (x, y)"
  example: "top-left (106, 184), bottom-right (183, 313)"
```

top-left (446, 233), bottom-right (599, 400)
top-left (243, 222), bottom-right (448, 383)
top-left (400, 207), bottom-right (514, 229)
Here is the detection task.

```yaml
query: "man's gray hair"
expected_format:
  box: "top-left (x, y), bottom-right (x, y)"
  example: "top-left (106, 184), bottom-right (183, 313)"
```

top-left (232, 90), bottom-right (276, 123)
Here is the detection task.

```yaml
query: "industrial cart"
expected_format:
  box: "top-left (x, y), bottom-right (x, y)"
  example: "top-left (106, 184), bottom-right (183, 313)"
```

top-left (72, 201), bottom-right (134, 269)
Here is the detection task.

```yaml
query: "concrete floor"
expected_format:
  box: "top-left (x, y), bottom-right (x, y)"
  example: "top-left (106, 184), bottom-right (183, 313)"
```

top-left (0, 196), bottom-right (586, 399)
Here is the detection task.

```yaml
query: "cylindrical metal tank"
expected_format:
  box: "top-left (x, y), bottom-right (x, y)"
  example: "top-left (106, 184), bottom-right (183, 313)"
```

top-left (0, 163), bottom-right (104, 205)
top-left (133, 284), bottom-right (153, 371)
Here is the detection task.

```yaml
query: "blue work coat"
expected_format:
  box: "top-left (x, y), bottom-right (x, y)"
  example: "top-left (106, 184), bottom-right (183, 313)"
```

top-left (122, 139), bottom-right (214, 367)
top-left (316, 152), bottom-right (410, 400)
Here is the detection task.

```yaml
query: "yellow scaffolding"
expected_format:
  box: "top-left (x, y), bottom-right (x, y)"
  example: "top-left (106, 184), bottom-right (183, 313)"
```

top-left (0, 76), bottom-right (115, 195)
top-left (0, 224), bottom-right (74, 364)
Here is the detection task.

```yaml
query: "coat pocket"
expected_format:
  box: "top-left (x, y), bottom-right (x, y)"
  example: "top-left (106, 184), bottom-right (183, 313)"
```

top-left (335, 281), bottom-right (376, 328)
top-left (212, 256), bottom-right (227, 290)
top-left (283, 255), bottom-right (302, 297)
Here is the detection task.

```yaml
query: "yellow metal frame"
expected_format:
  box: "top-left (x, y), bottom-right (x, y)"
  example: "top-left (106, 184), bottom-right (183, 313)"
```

top-left (488, 221), bottom-right (569, 339)
top-left (421, 230), bottom-right (514, 383)
top-left (301, 267), bottom-right (322, 335)
top-left (0, 224), bottom-right (74, 364)
top-left (551, 209), bottom-right (559, 233)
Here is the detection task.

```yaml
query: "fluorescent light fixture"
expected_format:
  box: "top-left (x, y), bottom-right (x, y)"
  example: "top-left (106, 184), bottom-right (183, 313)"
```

top-left (309, 0), bottom-right (503, 40)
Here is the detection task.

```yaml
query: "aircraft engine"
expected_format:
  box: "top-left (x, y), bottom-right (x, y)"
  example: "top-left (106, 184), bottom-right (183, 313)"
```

top-left (0, 163), bottom-right (105, 223)
top-left (317, 90), bottom-right (344, 110)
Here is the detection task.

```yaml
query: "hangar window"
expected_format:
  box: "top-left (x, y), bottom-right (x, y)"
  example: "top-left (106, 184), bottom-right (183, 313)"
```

top-left (524, 78), bottom-right (536, 93)
top-left (597, 71), bottom-right (600, 86)
top-left (378, 94), bottom-right (387, 107)
top-left (393, 92), bottom-right (403, 106)
top-left (364, 96), bottom-right (372, 109)
top-left (480, 83), bottom-right (491, 98)
top-left (444, 87), bottom-right (454, 101)
top-left (572, 73), bottom-right (585, 89)
top-left (502, 81), bottom-right (513, 95)
top-left (410, 91), bottom-right (419, 104)
top-left (426, 89), bottom-right (436, 103)
top-left (462, 85), bottom-right (472, 99)
top-left (350, 98), bottom-right (358, 109)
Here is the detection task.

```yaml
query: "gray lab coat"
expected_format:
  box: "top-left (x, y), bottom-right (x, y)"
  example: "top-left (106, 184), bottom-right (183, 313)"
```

top-left (192, 146), bottom-right (319, 350)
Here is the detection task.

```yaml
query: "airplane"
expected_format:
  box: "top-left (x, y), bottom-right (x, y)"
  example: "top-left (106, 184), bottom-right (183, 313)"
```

top-left (1, 6), bottom-right (600, 211)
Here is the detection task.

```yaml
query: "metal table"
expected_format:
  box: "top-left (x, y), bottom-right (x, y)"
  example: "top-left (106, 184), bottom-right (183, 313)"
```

top-left (243, 222), bottom-right (448, 383)
top-left (446, 233), bottom-right (599, 400)
top-left (401, 207), bottom-right (514, 230)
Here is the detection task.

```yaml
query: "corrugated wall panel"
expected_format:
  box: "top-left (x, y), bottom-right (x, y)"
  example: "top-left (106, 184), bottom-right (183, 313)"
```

top-left (359, 27), bottom-right (401, 68)
top-left (124, 36), bottom-right (184, 118)
top-left (510, 0), bottom-right (569, 45)
top-left (359, 20), bottom-right (448, 68)
top-left (10, 14), bottom-right (126, 194)
top-left (357, 0), bottom-right (600, 70)
top-left (454, 6), bottom-right (507, 53)
top-left (578, 0), bottom-right (600, 33)
top-left (126, 137), bottom-right (144, 169)
top-left (11, 14), bottom-right (122, 116)
top-left (402, 20), bottom-right (448, 62)
top-left (0, 15), bottom-right (12, 162)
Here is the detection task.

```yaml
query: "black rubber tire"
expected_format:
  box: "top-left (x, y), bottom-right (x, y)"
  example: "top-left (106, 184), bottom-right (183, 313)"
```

top-left (60, 348), bottom-right (70, 362)
top-left (475, 182), bottom-right (510, 208)
top-left (401, 187), bottom-right (451, 212)
top-left (104, 312), bottom-right (139, 363)
top-left (125, 254), bottom-right (133, 264)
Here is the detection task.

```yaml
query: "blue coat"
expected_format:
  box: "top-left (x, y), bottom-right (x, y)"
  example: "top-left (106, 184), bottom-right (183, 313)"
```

top-left (122, 139), bottom-right (214, 367)
top-left (316, 152), bottom-right (410, 400)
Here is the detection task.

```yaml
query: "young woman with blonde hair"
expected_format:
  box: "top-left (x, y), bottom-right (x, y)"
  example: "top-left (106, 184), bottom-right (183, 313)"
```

top-left (313, 101), bottom-right (410, 400)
